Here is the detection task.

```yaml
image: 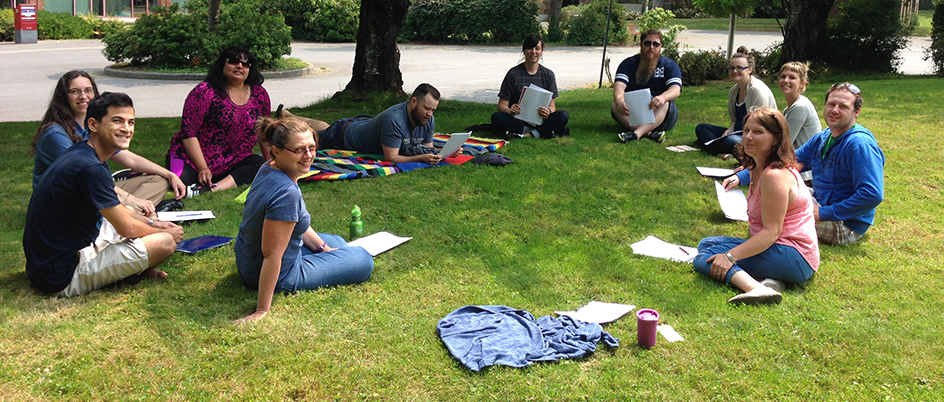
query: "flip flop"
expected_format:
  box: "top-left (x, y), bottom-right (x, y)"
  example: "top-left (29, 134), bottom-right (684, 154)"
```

top-left (275, 104), bottom-right (284, 119)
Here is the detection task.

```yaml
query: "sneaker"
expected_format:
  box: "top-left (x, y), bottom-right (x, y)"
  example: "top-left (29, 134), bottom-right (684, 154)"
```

top-left (618, 131), bottom-right (638, 143)
top-left (503, 131), bottom-right (525, 140)
top-left (727, 285), bottom-right (783, 305)
top-left (155, 199), bottom-right (184, 213)
top-left (560, 127), bottom-right (571, 136)
top-left (645, 131), bottom-right (666, 143)
top-left (186, 183), bottom-right (211, 198)
top-left (760, 278), bottom-right (786, 293)
top-left (112, 169), bottom-right (134, 181)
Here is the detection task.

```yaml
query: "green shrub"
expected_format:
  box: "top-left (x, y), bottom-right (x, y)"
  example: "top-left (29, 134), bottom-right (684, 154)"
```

top-left (752, 41), bottom-right (782, 77)
top-left (546, 19), bottom-right (565, 43)
top-left (82, 13), bottom-right (128, 39)
top-left (261, 0), bottom-right (360, 42)
top-left (637, 8), bottom-right (685, 61)
top-left (401, 0), bottom-right (540, 44)
top-left (37, 10), bottom-right (94, 40)
top-left (564, 0), bottom-right (629, 45)
top-left (0, 9), bottom-right (13, 42)
top-left (102, 1), bottom-right (291, 70)
top-left (676, 48), bottom-right (728, 86)
top-left (825, 0), bottom-right (907, 72)
top-left (927, 1), bottom-right (944, 75)
top-left (673, 6), bottom-right (708, 19)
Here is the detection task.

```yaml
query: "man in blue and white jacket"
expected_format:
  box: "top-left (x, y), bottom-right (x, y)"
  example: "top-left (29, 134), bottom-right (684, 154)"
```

top-left (732, 82), bottom-right (884, 245)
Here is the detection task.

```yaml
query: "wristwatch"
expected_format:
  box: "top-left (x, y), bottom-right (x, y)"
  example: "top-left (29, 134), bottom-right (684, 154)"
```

top-left (725, 252), bottom-right (737, 265)
top-left (147, 219), bottom-right (154, 226)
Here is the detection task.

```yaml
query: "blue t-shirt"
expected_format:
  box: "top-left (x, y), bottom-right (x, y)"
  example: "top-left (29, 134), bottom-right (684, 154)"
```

top-left (24, 141), bottom-right (121, 293)
top-left (235, 163), bottom-right (311, 290)
top-left (32, 122), bottom-right (89, 188)
top-left (614, 55), bottom-right (683, 97)
top-left (343, 101), bottom-right (435, 155)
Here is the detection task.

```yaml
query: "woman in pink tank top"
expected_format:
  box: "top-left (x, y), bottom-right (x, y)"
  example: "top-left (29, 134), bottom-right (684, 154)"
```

top-left (693, 106), bottom-right (819, 305)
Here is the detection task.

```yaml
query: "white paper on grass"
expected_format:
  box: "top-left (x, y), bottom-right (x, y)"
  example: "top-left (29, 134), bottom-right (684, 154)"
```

top-left (714, 181), bottom-right (748, 221)
top-left (555, 301), bottom-right (636, 324)
top-left (347, 231), bottom-right (412, 256)
top-left (666, 145), bottom-right (698, 153)
top-left (157, 210), bottom-right (215, 222)
top-left (696, 166), bottom-right (736, 178)
top-left (515, 84), bottom-right (553, 126)
top-left (623, 88), bottom-right (656, 127)
top-left (631, 235), bottom-right (697, 263)
top-left (658, 324), bottom-right (684, 342)
top-left (439, 132), bottom-right (471, 157)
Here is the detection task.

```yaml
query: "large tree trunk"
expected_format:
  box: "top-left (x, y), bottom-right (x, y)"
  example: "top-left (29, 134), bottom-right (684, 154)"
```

top-left (550, 0), bottom-right (564, 29)
top-left (208, 0), bottom-right (221, 32)
top-left (343, 0), bottom-right (410, 95)
top-left (780, 0), bottom-right (835, 66)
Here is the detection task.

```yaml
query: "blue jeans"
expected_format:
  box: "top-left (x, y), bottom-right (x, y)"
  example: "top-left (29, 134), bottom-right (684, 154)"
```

top-left (695, 123), bottom-right (741, 155)
top-left (491, 110), bottom-right (569, 138)
top-left (692, 236), bottom-right (815, 284)
top-left (276, 233), bottom-right (374, 293)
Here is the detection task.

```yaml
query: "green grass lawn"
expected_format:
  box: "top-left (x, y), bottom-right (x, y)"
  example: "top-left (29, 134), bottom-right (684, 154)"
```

top-left (1, 76), bottom-right (942, 400)
top-left (668, 17), bottom-right (784, 33)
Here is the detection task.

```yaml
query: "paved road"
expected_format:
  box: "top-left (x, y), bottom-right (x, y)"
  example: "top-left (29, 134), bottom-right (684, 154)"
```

top-left (0, 31), bottom-right (934, 122)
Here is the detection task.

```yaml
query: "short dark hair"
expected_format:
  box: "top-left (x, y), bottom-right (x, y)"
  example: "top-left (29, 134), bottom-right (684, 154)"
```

top-left (825, 82), bottom-right (863, 111)
top-left (205, 46), bottom-right (264, 97)
top-left (411, 83), bottom-right (440, 102)
top-left (85, 92), bottom-right (134, 131)
top-left (522, 33), bottom-right (543, 51)
top-left (641, 29), bottom-right (663, 43)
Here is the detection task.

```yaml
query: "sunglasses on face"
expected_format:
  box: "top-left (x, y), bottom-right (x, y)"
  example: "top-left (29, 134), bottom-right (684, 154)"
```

top-left (279, 145), bottom-right (317, 157)
top-left (727, 65), bottom-right (750, 72)
top-left (642, 40), bottom-right (662, 48)
top-left (227, 57), bottom-right (251, 68)
top-left (831, 82), bottom-right (861, 94)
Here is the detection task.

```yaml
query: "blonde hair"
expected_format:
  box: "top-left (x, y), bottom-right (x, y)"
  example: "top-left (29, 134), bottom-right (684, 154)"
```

top-left (255, 117), bottom-right (316, 150)
top-left (780, 61), bottom-right (811, 93)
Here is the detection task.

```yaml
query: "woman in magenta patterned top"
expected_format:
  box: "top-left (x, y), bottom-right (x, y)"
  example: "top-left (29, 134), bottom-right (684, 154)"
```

top-left (693, 106), bottom-right (819, 305)
top-left (166, 46), bottom-right (270, 197)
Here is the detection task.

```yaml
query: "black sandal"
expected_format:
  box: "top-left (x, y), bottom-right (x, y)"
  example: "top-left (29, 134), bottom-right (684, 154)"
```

top-left (274, 104), bottom-right (284, 119)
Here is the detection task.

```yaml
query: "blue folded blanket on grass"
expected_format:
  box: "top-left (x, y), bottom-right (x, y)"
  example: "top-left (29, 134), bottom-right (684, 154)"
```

top-left (437, 305), bottom-right (619, 371)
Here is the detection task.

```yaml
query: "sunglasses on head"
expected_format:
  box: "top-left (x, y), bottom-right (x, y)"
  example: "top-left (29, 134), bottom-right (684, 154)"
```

top-left (642, 40), bottom-right (662, 48)
top-left (831, 82), bottom-right (861, 94)
top-left (227, 57), bottom-right (251, 68)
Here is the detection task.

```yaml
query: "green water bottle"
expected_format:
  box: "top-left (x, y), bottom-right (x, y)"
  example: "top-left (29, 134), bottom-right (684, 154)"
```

top-left (350, 205), bottom-right (364, 240)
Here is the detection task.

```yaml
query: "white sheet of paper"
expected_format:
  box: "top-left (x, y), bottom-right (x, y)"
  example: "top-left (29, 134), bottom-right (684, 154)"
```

top-left (714, 181), bottom-right (748, 221)
top-left (631, 235), bottom-right (697, 263)
top-left (515, 84), bottom-right (553, 126)
top-left (555, 301), bottom-right (636, 324)
top-left (703, 130), bottom-right (742, 146)
top-left (658, 324), bottom-right (684, 342)
top-left (666, 145), bottom-right (698, 153)
top-left (623, 88), bottom-right (656, 127)
top-left (157, 210), bottom-right (215, 222)
top-left (439, 132), bottom-right (471, 157)
top-left (347, 231), bottom-right (412, 256)
top-left (696, 167), bottom-right (736, 178)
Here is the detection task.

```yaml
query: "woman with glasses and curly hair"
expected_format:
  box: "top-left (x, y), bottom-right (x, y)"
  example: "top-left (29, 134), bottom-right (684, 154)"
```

top-left (166, 46), bottom-right (271, 197)
top-left (31, 70), bottom-right (184, 216)
top-left (234, 117), bottom-right (374, 323)
top-left (694, 106), bottom-right (819, 305)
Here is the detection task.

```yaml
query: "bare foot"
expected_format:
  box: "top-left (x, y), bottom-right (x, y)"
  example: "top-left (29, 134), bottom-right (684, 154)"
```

top-left (142, 268), bottom-right (168, 280)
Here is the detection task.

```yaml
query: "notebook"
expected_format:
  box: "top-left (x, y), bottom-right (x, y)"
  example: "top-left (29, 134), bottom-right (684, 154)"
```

top-left (176, 235), bottom-right (234, 254)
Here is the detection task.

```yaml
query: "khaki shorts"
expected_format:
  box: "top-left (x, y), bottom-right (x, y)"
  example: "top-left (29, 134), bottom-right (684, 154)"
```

top-left (56, 220), bottom-right (149, 298)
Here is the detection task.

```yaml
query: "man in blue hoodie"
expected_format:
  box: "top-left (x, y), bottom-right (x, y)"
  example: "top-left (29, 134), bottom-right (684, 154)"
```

top-left (731, 82), bottom-right (884, 245)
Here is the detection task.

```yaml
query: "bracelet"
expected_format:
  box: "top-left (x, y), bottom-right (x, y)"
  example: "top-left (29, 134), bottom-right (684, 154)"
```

top-left (316, 243), bottom-right (327, 252)
top-left (147, 219), bottom-right (154, 226)
top-left (725, 252), bottom-right (737, 265)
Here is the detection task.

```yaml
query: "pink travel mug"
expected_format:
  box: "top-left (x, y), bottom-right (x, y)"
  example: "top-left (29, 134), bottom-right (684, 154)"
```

top-left (636, 309), bottom-right (659, 349)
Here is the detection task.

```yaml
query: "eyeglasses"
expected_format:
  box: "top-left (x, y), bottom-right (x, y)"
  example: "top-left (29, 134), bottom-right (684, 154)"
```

top-left (68, 88), bottom-right (95, 96)
top-left (279, 145), bottom-right (316, 156)
top-left (727, 66), bottom-right (750, 72)
top-left (831, 82), bottom-right (861, 94)
top-left (227, 57), bottom-right (251, 68)
top-left (642, 40), bottom-right (661, 48)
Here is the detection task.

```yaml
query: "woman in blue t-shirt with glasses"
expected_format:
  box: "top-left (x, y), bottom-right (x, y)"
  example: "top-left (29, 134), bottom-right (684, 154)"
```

top-left (234, 117), bottom-right (374, 323)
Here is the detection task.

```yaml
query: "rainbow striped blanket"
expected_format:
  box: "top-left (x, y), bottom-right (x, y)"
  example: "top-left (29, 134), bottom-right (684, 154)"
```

top-left (298, 134), bottom-right (506, 182)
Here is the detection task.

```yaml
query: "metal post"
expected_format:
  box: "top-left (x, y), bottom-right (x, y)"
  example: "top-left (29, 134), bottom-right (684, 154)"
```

top-left (598, 0), bottom-right (615, 88)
